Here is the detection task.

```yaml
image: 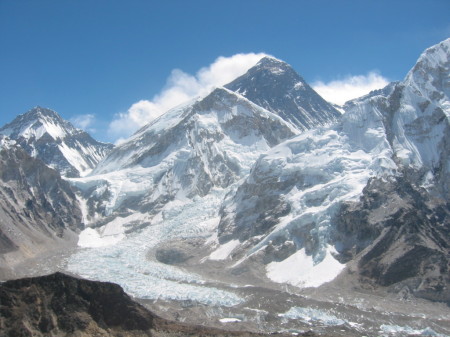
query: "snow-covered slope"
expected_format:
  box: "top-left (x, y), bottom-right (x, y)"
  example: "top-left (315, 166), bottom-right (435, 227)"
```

top-left (404, 38), bottom-right (450, 117)
top-left (217, 95), bottom-right (396, 286)
top-left (225, 56), bottom-right (341, 131)
top-left (216, 39), bottom-right (450, 297)
top-left (73, 87), bottom-right (297, 226)
top-left (0, 107), bottom-right (114, 177)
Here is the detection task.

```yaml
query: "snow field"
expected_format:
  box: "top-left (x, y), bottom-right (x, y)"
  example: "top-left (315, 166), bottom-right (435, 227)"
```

top-left (266, 246), bottom-right (345, 288)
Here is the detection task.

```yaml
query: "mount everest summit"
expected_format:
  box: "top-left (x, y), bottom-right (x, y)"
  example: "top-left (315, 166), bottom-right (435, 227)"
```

top-left (1, 39), bottom-right (450, 335)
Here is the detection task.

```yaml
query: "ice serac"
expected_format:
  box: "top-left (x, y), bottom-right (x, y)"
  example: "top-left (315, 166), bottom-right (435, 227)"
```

top-left (217, 39), bottom-right (450, 299)
top-left (76, 87), bottom-right (297, 226)
top-left (225, 56), bottom-right (341, 131)
top-left (0, 136), bottom-right (83, 272)
top-left (0, 106), bottom-right (114, 177)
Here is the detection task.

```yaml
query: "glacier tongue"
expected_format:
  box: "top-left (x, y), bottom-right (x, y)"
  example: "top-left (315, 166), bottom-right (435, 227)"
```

top-left (67, 87), bottom-right (301, 305)
top-left (68, 188), bottom-right (242, 306)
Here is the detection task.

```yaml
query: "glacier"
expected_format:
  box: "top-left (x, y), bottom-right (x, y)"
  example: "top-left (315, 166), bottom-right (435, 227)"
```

top-left (68, 188), bottom-right (242, 306)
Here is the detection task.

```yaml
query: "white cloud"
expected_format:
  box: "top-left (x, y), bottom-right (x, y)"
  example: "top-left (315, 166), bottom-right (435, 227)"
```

top-left (71, 114), bottom-right (96, 132)
top-left (312, 72), bottom-right (390, 106)
top-left (108, 53), bottom-right (267, 142)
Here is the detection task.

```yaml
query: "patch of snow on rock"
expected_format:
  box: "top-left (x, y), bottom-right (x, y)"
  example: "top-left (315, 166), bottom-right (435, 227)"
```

top-left (266, 246), bottom-right (345, 288)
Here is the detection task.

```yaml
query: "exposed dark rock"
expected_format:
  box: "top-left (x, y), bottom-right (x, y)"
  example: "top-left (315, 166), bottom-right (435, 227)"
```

top-left (0, 272), bottom-right (156, 336)
top-left (0, 273), bottom-right (294, 337)
top-left (0, 141), bottom-right (82, 268)
top-left (333, 175), bottom-right (450, 303)
top-left (225, 57), bottom-right (340, 131)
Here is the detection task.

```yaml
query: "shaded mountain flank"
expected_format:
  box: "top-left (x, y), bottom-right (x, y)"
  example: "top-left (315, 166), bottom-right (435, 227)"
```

top-left (0, 137), bottom-right (83, 272)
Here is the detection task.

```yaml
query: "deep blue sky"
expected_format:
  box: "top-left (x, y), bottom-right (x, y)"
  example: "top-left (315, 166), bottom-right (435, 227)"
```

top-left (1, 0), bottom-right (449, 142)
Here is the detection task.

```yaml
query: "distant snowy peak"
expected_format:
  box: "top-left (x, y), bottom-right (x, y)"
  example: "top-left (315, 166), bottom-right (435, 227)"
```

top-left (0, 106), bottom-right (114, 177)
top-left (404, 38), bottom-right (450, 115)
top-left (225, 56), bottom-right (341, 131)
top-left (1, 106), bottom-right (72, 141)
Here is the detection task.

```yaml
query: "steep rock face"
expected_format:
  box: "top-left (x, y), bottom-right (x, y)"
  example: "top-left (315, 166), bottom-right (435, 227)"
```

top-left (334, 175), bottom-right (450, 303)
top-left (0, 137), bottom-right (82, 268)
top-left (225, 56), bottom-right (341, 131)
top-left (75, 88), bottom-right (297, 223)
top-left (215, 39), bottom-right (450, 296)
top-left (0, 107), bottom-right (114, 177)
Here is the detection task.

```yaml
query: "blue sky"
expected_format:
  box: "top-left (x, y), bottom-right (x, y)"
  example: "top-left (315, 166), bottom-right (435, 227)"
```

top-left (1, 0), bottom-right (449, 142)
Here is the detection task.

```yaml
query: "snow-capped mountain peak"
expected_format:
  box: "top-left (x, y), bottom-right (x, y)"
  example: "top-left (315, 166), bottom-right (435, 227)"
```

top-left (75, 87), bottom-right (298, 223)
top-left (0, 106), bottom-right (114, 177)
top-left (1, 106), bottom-right (71, 141)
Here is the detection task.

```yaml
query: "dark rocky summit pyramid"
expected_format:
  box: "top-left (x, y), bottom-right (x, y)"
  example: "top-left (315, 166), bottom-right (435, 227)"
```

top-left (225, 56), bottom-right (341, 131)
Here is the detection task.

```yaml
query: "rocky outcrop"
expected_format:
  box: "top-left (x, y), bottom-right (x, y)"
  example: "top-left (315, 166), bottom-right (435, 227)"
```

top-left (0, 272), bottom-right (294, 337)
top-left (0, 272), bottom-right (156, 337)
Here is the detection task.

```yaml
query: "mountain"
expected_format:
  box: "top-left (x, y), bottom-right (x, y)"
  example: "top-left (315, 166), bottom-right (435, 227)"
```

top-left (215, 38), bottom-right (450, 301)
top-left (0, 136), bottom-right (83, 273)
top-left (3, 40), bottom-right (450, 335)
top-left (74, 58), bottom-right (343, 232)
top-left (73, 87), bottom-right (298, 227)
top-left (0, 107), bottom-right (114, 177)
top-left (225, 56), bottom-right (341, 131)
